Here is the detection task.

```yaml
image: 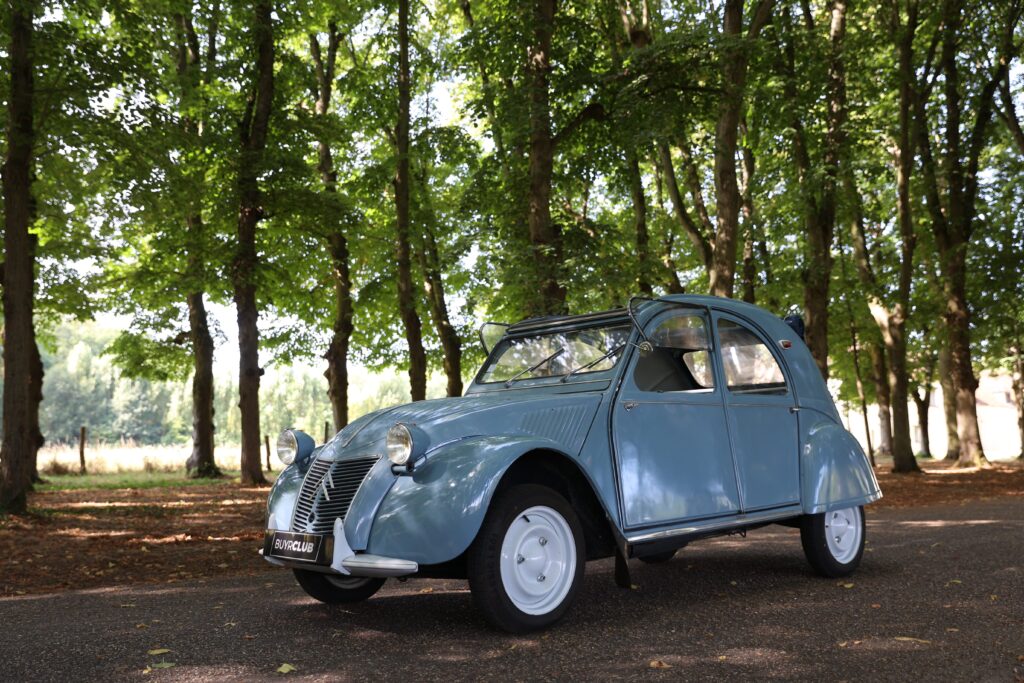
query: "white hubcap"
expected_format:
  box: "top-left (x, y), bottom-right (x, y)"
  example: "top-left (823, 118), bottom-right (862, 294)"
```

top-left (824, 506), bottom-right (862, 564)
top-left (499, 505), bottom-right (576, 615)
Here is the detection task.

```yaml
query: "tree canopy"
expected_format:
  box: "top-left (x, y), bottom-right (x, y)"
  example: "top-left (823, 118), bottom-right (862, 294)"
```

top-left (2, 0), bottom-right (1023, 510)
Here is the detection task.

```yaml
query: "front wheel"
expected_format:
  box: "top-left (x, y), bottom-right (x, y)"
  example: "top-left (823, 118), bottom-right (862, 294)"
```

top-left (468, 484), bottom-right (585, 633)
top-left (293, 569), bottom-right (385, 604)
top-left (800, 506), bottom-right (865, 578)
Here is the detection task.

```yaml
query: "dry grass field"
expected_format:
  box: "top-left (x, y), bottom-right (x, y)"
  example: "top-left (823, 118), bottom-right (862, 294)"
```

top-left (37, 443), bottom-right (262, 477)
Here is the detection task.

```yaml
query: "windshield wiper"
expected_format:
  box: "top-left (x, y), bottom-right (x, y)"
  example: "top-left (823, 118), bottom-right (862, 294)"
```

top-left (561, 344), bottom-right (625, 383)
top-left (504, 348), bottom-right (565, 388)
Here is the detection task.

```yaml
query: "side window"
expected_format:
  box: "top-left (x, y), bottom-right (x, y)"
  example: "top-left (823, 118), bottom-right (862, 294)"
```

top-left (717, 319), bottom-right (786, 394)
top-left (633, 314), bottom-right (715, 392)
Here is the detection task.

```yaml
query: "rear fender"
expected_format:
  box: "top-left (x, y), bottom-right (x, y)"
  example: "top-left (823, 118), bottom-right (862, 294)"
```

top-left (801, 416), bottom-right (882, 514)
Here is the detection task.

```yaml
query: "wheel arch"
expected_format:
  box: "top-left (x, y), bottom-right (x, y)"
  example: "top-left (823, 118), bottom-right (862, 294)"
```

top-left (493, 449), bottom-right (619, 561)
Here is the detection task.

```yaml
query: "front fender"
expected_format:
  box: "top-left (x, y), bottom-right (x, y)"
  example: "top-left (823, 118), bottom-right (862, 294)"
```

top-left (801, 417), bottom-right (882, 514)
top-left (365, 435), bottom-right (566, 565)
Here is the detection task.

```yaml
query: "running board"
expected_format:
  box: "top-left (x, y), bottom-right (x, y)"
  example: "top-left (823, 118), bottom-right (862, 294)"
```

top-left (625, 506), bottom-right (802, 548)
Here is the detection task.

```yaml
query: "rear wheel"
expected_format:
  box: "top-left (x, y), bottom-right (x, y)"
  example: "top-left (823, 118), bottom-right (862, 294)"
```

top-left (293, 569), bottom-right (385, 604)
top-left (468, 484), bottom-right (585, 633)
top-left (800, 506), bottom-right (865, 578)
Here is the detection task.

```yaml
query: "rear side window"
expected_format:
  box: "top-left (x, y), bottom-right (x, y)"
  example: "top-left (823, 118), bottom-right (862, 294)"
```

top-left (717, 319), bottom-right (786, 394)
top-left (634, 314), bottom-right (714, 392)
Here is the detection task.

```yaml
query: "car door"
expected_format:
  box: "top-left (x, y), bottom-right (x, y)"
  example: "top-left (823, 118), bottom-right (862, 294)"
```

top-left (612, 308), bottom-right (741, 528)
top-left (712, 312), bottom-right (800, 512)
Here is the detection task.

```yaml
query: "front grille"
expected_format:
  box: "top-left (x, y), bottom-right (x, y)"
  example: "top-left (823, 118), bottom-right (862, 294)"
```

top-left (291, 456), bottom-right (379, 534)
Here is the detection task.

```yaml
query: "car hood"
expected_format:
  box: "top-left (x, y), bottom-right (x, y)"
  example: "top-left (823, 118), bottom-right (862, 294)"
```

top-left (317, 390), bottom-right (605, 461)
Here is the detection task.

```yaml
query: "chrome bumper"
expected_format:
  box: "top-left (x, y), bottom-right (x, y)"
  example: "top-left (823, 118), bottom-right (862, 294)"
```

top-left (261, 516), bottom-right (418, 578)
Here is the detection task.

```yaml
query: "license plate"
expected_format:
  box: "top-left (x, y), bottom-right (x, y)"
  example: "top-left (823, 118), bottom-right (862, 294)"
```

top-left (267, 531), bottom-right (324, 563)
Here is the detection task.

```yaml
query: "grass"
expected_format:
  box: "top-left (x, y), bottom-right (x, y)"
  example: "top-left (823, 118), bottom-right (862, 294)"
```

top-left (33, 443), bottom-right (279, 491)
top-left (34, 469), bottom-right (255, 491)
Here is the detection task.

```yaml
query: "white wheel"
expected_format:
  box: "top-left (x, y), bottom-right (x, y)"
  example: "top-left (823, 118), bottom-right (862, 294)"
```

top-left (498, 505), bottom-right (577, 615)
top-left (468, 484), bottom-right (585, 632)
top-left (824, 507), bottom-right (862, 564)
top-left (800, 505), bottom-right (866, 578)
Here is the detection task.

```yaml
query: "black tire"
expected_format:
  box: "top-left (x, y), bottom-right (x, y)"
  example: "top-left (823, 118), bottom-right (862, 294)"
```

top-left (800, 506), bottom-right (866, 578)
top-left (638, 549), bottom-right (677, 564)
top-left (468, 484), bottom-right (585, 633)
top-left (293, 569), bottom-right (385, 604)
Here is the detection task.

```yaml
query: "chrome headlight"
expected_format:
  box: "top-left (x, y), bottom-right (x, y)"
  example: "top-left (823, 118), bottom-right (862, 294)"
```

top-left (386, 423), bottom-right (413, 466)
top-left (277, 429), bottom-right (314, 466)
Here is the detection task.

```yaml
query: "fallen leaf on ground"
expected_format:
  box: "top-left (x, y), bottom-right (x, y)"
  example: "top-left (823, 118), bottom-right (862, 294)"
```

top-left (841, 582), bottom-right (854, 589)
top-left (243, 635), bottom-right (257, 640)
top-left (946, 628), bottom-right (959, 632)
top-left (419, 587), bottom-right (433, 594)
top-left (135, 623), bottom-right (148, 629)
top-left (717, 655), bottom-right (727, 661)
top-left (277, 663), bottom-right (296, 674)
top-left (147, 648), bottom-right (171, 656)
top-left (894, 637), bottom-right (931, 644)
top-left (871, 604), bottom-right (881, 609)
top-left (649, 660), bottom-right (671, 669)
top-left (152, 662), bottom-right (175, 669)
top-left (630, 584), bottom-right (640, 590)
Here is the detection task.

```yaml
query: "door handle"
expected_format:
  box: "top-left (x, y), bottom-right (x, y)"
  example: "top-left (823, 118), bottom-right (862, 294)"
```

top-left (789, 406), bottom-right (801, 414)
top-left (623, 401), bottom-right (638, 411)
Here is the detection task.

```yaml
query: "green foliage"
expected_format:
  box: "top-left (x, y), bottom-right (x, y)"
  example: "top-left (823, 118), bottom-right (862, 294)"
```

top-left (3, 0), bottom-right (1023, 452)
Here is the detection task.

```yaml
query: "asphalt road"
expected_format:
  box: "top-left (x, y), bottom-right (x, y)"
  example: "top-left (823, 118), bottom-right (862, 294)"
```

top-left (2, 498), bottom-right (1022, 682)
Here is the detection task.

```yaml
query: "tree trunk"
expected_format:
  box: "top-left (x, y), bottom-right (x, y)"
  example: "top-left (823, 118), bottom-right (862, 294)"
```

top-left (526, 0), bottom-right (566, 315)
top-left (1013, 341), bottom-right (1023, 459)
top-left (177, 10), bottom-right (219, 478)
top-left (395, 0), bottom-right (427, 401)
top-left (232, 0), bottom-right (274, 486)
top-left (627, 153), bottom-right (652, 295)
top-left (912, 387), bottom-right (932, 459)
top-left (0, 1), bottom-right (41, 514)
top-left (844, 1), bottom-right (918, 472)
top-left (938, 346), bottom-right (961, 460)
top-left (708, 0), bottom-right (773, 298)
top-left (804, 1), bottom-right (846, 379)
top-left (914, 0), bottom-right (1009, 468)
top-left (738, 115), bottom-right (756, 304)
top-left (838, 247), bottom-right (874, 466)
top-left (418, 228), bottom-right (463, 397)
top-left (658, 142), bottom-right (712, 276)
top-left (943, 252), bottom-right (986, 468)
top-left (325, 232), bottom-right (353, 427)
top-left (869, 343), bottom-right (894, 457)
top-left (310, 24), bottom-right (353, 429)
top-left (710, 0), bottom-right (744, 298)
top-left (186, 287), bottom-right (219, 478)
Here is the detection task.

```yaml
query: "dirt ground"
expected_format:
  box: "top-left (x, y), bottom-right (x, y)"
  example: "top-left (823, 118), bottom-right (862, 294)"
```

top-left (1, 459), bottom-right (1021, 598)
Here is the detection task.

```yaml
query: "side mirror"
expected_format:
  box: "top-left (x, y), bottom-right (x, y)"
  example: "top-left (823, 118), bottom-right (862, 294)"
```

top-left (479, 322), bottom-right (510, 354)
top-left (637, 340), bottom-right (654, 357)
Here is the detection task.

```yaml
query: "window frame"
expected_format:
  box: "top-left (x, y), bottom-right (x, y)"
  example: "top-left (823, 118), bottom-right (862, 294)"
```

top-left (629, 307), bottom-right (719, 395)
top-left (712, 313), bottom-right (792, 398)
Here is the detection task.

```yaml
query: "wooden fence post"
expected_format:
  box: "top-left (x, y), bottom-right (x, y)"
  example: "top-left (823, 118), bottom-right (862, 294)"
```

top-left (79, 426), bottom-right (87, 475)
top-left (264, 434), bottom-right (271, 472)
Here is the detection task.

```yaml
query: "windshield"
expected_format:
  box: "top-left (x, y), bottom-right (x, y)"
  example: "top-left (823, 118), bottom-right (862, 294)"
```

top-left (478, 324), bottom-right (632, 384)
